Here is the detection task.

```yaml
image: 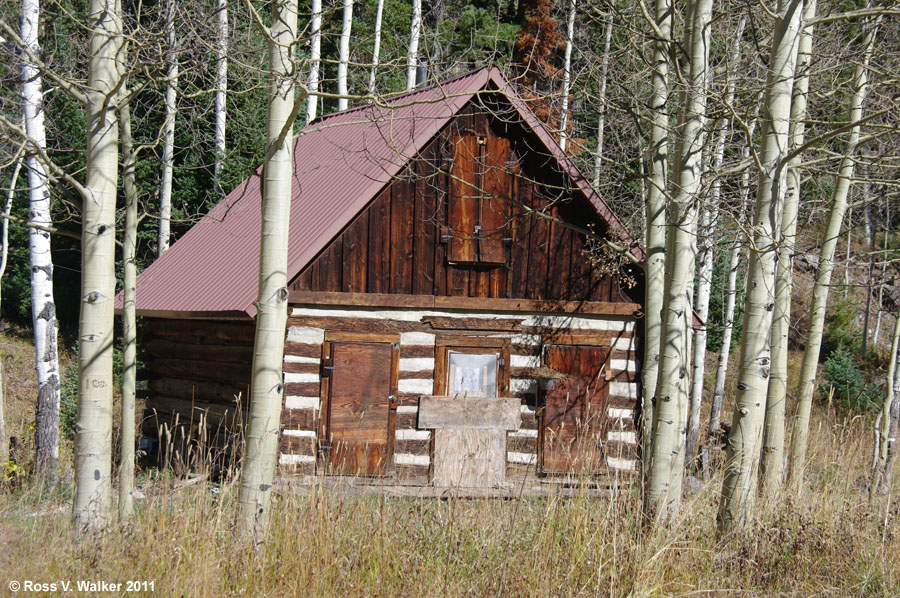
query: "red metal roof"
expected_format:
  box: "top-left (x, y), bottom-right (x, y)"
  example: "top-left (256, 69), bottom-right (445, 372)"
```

top-left (131, 67), bottom-right (641, 317)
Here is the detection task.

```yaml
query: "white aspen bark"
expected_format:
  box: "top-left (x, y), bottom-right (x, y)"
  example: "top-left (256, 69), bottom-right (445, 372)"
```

top-left (592, 11), bottom-right (612, 189)
top-left (640, 0), bottom-right (672, 478)
top-left (645, 0), bottom-right (713, 524)
top-left (717, 0), bottom-right (803, 534)
top-left (709, 118), bottom-right (756, 440)
top-left (213, 0), bottom-right (228, 195)
top-left (368, 0), bottom-right (384, 97)
top-left (158, 0), bottom-right (179, 256)
top-left (118, 99), bottom-right (137, 522)
top-left (873, 217), bottom-right (887, 344)
top-left (405, 0), bottom-right (422, 90)
top-left (558, 0), bottom-right (575, 152)
top-left (238, 0), bottom-right (299, 538)
top-left (686, 15), bottom-right (746, 465)
top-left (21, 0), bottom-right (62, 480)
top-left (787, 14), bottom-right (881, 491)
top-left (305, 0), bottom-right (322, 123)
top-left (74, 0), bottom-right (124, 533)
top-left (871, 312), bottom-right (900, 497)
top-left (760, 0), bottom-right (816, 498)
top-left (336, 0), bottom-right (353, 111)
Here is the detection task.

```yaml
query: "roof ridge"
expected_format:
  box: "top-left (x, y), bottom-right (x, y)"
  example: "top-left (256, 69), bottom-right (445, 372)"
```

top-left (307, 67), bottom-right (492, 126)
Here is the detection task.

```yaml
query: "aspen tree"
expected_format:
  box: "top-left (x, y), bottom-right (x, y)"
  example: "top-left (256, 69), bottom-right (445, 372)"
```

top-left (871, 312), bottom-right (900, 497)
top-left (214, 0), bottom-right (228, 195)
top-left (158, 0), bottom-right (179, 256)
top-left (717, 0), bottom-right (803, 533)
top-left (406, 0), bottom-right (422, 90)
top-left (74, 0), bottom-right (125, 533)
top-left (644, 0), bottom-right (713, 524)
top-left (238, 0), bottom-right (300, 538)
top-left (306, 0), bottom-right (322, 123)
top-left (368, 0), bottom-right (385, 96)
top-left (21, 0), bottom-right (62, 480)
top-left (337, 0), bottom-right (353, 111)
top-left (118, 99), bottom-right (138, 522)
top-left (686, 15), bottom-right (746, 465)
top-left (0, 153), bottom-right (23, 473)
top-left (591, 11), bottom-right (612, 189)
top-left (760, 0), bottom-right (817, 497)
top-left (640, 0), bottom-right (671, 476)
top-left (787, 13), bottom-right (881, 491)
top-left (558, 0), bottom-right (575, 152)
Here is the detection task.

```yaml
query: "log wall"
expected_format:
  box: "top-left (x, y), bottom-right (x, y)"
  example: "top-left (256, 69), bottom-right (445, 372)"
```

top-left (278, 303), bottom-right (641, 484)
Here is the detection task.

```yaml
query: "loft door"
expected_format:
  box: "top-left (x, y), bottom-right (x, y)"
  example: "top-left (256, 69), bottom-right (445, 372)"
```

top-left (325, 341), bottom-right (395, 475)
top-left (540, 345), bottom-right (610, 474)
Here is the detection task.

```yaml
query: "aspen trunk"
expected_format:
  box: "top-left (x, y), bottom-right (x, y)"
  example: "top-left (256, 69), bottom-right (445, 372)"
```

top-left (336, 0), bottom-right (353, 111)
top-left (708, 119), bottom-right (755, 441)
top-left (760, 0), bottom-right (816, 498)
top-left (686, 15), bottom-right (745, 465)
top-left (21, 0), bottom-right (62, 481)
top-left (640, 0), bottom-right (671, 478)
top-left (237, 0), bottom-right (299, 538)
top-left (591, 11), bottom-right (612, 189)
top-left (73, 0), bottom-right (124, 533)
top-left (717, 0), bottom-right (803, 534)
top-left (368, 0), bottom-right (384, 96)
top-left (871, 312), bottom-right (900, 497)
top-left (213, 0), bottom-right (228, 195)
top-left (787, 13), bottom-right (880, 491)
top-left (158, 0), bottom-right (179, 256)
top-left (406, 0), bottom-right (422, 90)
top-left (558, 0), bottom-right (575, 152)
top-left (645, 0), bottom-right (713, 524)
top-left (118, 99), bottom-right (137, 522)
top-left (305, 0), bottom-right (322, 123)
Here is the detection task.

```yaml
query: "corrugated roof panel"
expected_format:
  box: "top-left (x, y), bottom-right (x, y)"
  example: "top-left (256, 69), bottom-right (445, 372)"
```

top-left (132, 68), bottom-right (639, 316)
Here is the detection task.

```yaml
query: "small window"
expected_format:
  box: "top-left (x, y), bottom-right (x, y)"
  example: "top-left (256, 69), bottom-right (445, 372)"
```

top-left (447, 351), bottom-right (499, 397)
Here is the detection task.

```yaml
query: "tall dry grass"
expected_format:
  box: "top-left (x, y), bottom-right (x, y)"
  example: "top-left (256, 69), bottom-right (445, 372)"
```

top-left (1, 407), bottom-right (897, 597)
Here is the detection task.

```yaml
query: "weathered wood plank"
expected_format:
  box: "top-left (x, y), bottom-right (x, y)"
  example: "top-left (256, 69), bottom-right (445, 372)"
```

top-left (448, 136), bottom-right (479, 263)
top-left (391, 172), bottom-right (415, 294)
top-left (147, 359), bottom-right (250, 385)
top-left (282, 408), bottom-right (317, 430)
top-left (413, 153), bottom-right (437, 295)
top-left (142, 338), bottom-right (253, 364)
top-left (418, 396), bottom-right (520, 430)
top-left (342, 209), bottom-right (369, 293)
top-left (422, 316), bottom-right (522, 331)
top-left (149, 378), bottom-right (248, 404)
top-left (367, 188), bottom-right (392, 294)
top-left (279, 435), bottom-right (316, 456)
top-left (283, 342), bottom-right (323, 358)
top-left (144, 319), bottom-right (255, 344)
top-left (433, 429), bottom-right (506, 488)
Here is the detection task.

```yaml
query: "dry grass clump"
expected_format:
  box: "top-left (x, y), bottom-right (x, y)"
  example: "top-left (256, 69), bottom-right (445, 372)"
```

top-left (1, 410), bottom-right (898, 598)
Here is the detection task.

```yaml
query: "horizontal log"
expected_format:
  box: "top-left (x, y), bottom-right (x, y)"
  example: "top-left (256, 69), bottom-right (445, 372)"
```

top-left (142, 338), bottom-right (253, 364)
top-left (284, 342), bottom-right (323, 358)
top-left (394, 464), bottom-right (430, 483)
top-left (400, 369), bottom-right (434, 380)
top-left (282, 408), bottom-right (317, 430)
top-left (149, 378), bottom-right (249, 405)
top-left (507, 436), bottom-right (537, 454)
top-left (284, 361), bottom-right (321, 375)
top-left (395, 439), bottom-right (430, 454)
top-left (147, 358), bottom-right (251, 385)
top-left (422, 316), bottom-right (523, 331)
top-left (288, 291), bottom-right (641, 316)
top-left (396, 412), bottom-right (418, 429)
top-left (145, 395), bottom-right (245, 430)
top-left (145, 319), bottom-right (255, 344)
top-left (400, 345), bottom-right (436, 358)
top-left (278, 459), bottom-right (316, 475)
top-left (284, 382), bottom-right (322, 397)
top-left (279, 435), bottom-right (316, 456)
top-left (289, 316), bottom-right (428, 333)
top-left (519, 412), bottom-right (538, 430)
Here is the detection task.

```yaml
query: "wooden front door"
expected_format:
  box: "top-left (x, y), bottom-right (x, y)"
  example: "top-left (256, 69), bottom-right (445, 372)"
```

top-left (540, 345), bottom-right (610, 474)
top-left (325, 341), bottom-right (395, 475)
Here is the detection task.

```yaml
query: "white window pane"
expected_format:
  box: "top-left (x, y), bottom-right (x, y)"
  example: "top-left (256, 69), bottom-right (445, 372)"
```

top-left (447, 351), bottom-right (498, 397)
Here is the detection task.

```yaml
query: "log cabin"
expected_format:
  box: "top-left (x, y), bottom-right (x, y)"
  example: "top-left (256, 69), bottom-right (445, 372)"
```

top-left (132, 67), bottom-right (646, 493)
